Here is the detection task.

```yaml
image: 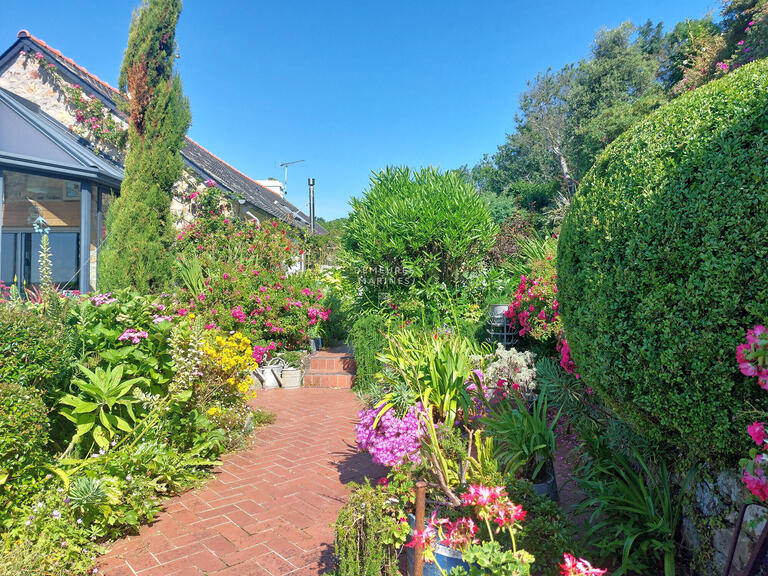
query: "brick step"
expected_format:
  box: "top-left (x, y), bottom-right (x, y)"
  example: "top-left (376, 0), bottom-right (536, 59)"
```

top-left (307, 353), bottom-right (356, 374)
top-left (303, 371), bottom-right (354, 389)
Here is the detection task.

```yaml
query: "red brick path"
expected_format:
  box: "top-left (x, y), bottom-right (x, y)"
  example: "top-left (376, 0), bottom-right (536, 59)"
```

top-left (98, 388), bottom-right (385, 576)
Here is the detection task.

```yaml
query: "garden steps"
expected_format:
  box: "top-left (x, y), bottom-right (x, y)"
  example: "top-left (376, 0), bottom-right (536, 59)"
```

top-left (302, 347), bottom-right (356, 389)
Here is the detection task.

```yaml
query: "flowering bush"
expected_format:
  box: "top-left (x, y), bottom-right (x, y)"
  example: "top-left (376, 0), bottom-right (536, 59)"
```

top-left (355, 403), bottom-right (425, 467)
top-left (174, 186), bottom-right (329, 357)
top-left (504, 262), bottom-right (560, 342)
top-left (481, 344), bottom-right (538, 398)
top-left (67, 290), bottom-right (175, 395)
top-left (202, 331), bottom-right (258, 401)
top-left (739, 325), bottom-right (768, 500)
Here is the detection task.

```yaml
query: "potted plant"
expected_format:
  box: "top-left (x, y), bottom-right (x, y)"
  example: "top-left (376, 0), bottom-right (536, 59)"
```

top-left (405, 483), bottom-right (534, 576)
top-left (482, 391), bottom-right (560, 501)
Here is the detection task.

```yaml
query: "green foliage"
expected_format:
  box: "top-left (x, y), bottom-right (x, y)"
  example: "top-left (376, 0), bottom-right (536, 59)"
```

top-left (0, 381), bottom-right (51, 527)
top-left (99, 0), bottom-right (191, 292)
top-left (68, 291), bottom-right (175, 394)
top-left (0, 307), bottom-right (75, 394)
top-left (377, 328), bottom-right (482, 427)
top-left (342, 166), bottom-right (497, 319)
top-left (558, 59), bottom-right (768, 463)
top-left (333, 481), bottom-right (401, 576)
top-left (349, 314), bottom-right (389, 395)
top-left (0, 484), bottom-right (103, 576)
top-left (504, 479), bottom-right (576, 576)
top-left (574, 432), bottom-right (697, 576)
top-left (483, 392), bottom-right (559, 481)
top-left (449, 541), bottom-right (533, 576)
top-left (60, 364), bottom-right (147, 453)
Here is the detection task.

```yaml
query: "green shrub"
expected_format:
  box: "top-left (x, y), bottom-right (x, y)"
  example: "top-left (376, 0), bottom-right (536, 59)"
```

top-left (558, 59), bottom-right (768, 463)
top-left (350, 314), bottom-right (388, 395)
top-left (0, 307), bottom-right (75, 394)
top-left (504, 479), bottom-right (575, 576)
top-left (0, 381), bottom-right (51, 526)
top-left (333, 482), bottom-right (400, 576)
top-left (342, 166), bottom-right (498, 318)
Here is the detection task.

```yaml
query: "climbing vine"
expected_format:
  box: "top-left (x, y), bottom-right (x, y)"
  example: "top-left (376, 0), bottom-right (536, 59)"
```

top-left (20, 49), bottom-right (128, 153)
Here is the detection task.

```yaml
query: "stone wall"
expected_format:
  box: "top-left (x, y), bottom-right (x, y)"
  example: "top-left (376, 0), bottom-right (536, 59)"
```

top-left (681, 469), bottom-right (767, 573)
top-left (0, 53), bottom-right (72, 124)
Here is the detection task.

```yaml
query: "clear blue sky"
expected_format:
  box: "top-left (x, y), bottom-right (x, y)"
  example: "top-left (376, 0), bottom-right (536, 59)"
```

top-left (2, 0), bottom-right (717, 219)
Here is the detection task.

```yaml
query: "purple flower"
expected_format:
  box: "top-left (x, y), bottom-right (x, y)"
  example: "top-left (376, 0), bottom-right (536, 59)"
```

top-left (355, 403), bottom-right (425, 466)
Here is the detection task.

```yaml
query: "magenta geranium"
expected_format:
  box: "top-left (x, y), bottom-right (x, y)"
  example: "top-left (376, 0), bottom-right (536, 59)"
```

top-left (559, 553), bottom-right (607, 576)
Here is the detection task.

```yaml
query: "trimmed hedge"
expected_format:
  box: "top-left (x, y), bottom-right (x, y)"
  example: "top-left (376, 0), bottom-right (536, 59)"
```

top-left (558, 59), bottom-right (768, 463)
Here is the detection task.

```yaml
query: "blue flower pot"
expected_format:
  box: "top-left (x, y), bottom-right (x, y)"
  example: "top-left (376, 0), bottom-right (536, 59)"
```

top-left (405, 515), bottom-right (471, 576)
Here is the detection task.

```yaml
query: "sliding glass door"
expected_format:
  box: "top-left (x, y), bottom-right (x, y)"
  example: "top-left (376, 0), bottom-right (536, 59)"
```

top-left (0, 231), bottom-right (79, 291)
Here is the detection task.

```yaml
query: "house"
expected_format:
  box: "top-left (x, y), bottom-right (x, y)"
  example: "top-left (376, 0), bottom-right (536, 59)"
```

top-left (0, 30), bottom-right (324, 294)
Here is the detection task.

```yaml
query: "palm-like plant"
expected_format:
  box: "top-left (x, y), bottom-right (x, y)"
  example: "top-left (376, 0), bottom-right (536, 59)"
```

top-left (575, 433), bottom-right (697, 576)
top-left (60, 364), bottom-right (147, 454)
top-left (483, 391), bottom-right (560, 481)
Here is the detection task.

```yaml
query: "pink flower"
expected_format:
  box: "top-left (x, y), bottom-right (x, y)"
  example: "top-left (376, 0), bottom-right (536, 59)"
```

top-left (35, 52), bottom-right (43, 60)
top-left (205, 179), bottom-right (216, 188)
top-left (560, 553), bottom-right (607, 576)
top-left (749, 422), bottom-right (767, 446)
top-left (441, 517), bottom-right (479, 551)
top-left (177, 308), bottom-right (189, 316)
top-left (117, 328), bottom-right (149, 344)
top-left (743, 468), bottom-right (768, 501)
top-left (405, 528), bottom-right (435, 552)
top-left (717, 61), bottom-right (728, 71)
top-left (231, 305), bottom-right (247, 323)
top-left (204, 323), bottom-right (217, 330)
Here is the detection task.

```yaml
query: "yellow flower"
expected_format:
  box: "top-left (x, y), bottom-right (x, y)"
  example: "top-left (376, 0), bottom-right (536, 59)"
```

top-left (207, 406), bottom-right (220, 416)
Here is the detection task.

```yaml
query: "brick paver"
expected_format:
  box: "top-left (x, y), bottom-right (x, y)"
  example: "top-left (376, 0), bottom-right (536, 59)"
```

top-left (98, 388), bottom-right (385, 576)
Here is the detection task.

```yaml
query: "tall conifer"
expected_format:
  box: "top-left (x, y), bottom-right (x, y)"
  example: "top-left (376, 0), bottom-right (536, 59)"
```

top-left (99, 0), bottom-right (190, 292)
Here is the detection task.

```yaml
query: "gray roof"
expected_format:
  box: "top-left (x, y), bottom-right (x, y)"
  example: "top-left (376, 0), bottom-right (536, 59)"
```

top-left (0, 87), bottom-right (124, 187)
top-left (182, 138), bottom-right (325, 233)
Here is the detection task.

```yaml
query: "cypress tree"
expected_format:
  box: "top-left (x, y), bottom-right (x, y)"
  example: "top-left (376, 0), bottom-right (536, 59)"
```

top-left (99, 0), bottom-right (190, 292)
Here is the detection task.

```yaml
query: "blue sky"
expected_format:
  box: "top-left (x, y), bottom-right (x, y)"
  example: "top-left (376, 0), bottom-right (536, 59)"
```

top-left (2, 0), bottom-right (717, 219)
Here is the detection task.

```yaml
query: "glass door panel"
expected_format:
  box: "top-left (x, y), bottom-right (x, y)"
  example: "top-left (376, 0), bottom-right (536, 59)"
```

top-left (1, 233), bottom-right (16, 287)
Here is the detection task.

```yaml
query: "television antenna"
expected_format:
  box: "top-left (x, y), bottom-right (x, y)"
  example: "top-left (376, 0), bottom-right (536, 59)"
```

top-left (279, 159), bottom-right (305, 196)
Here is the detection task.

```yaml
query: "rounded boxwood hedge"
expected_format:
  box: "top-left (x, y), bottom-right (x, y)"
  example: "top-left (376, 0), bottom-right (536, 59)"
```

top-left (558, 59), bottom-right (768, 463)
